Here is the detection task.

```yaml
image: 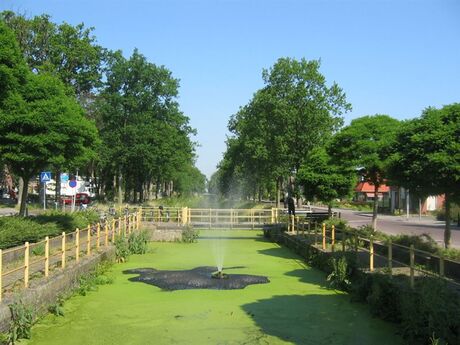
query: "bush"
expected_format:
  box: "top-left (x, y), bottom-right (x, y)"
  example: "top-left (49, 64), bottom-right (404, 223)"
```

top-left (114, 235), bottom-right (130, 263)
top-left (0, 217), bottom-right (60, 249)
top-left (8, 299), bottom-right (35, 343)
top-left (323, 218), bottom-right (349, 230)
top-left (400, 278), bottom-right (460, 345)
top-left (33, 210), bottom-right (99, 232)
top-left (181, 226), bottom-right (199, 243)
top-left (0, 211), bottom-right (100, 250)
top-left (327, 256), bottom-right (352, 291)
top-left (366, 274), bottom-right (403, 322)
top-left (392, 234), bottom-right (438, 254)
top-left (128, 230), bottom-right (149, 254)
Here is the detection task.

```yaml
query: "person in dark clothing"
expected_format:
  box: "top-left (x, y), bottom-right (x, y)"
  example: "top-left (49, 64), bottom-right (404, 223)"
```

top-left (287, 196), bottom-right (295, 216)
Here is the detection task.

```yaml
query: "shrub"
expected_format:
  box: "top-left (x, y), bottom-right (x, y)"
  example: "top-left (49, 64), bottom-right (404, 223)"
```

top-left (366, 274), bottom-right (403, 322)
top-left (8, 299), bottom-right (35, 343)
top-left (400, 278), bottom-right (460, 345)
top-left (327, 256), bottom-right (352, 290)
top-left (323, 218), bottom-right (349, 230)
top-left (114, 235), bottom-right (130, 263)
top-left (33, 210), bottom-right (99, 232)
top-left (391, 234), bottom-right (438, 254)
top-left (0, 217), bottom-right (60, 249)
top-left (48, 295), bottom-right (65, 317)
top-left (128, 230), bottom-right (149, 254)
top-left (181, 226), bottom-right (199, 243)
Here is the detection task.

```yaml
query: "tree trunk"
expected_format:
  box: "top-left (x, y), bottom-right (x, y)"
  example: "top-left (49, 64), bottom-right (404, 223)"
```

top-left (444, 193), bottom-right (451, 248)
top-left (117, 170), bottom-right (123, 206)
top-left (19, 176), bottom-right (29, 216)
top-left (17, 177), bottom-right (24, 209)
top-left (372, 184), bottom-right (379, 231)
top-left (55, 169), bottom-right (61, 204)
top-left (276, 177), bottom-right (282, 208)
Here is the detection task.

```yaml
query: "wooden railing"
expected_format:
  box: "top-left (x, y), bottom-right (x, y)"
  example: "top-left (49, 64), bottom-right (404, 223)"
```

top-left (0, 210), bottom-right (142, 302)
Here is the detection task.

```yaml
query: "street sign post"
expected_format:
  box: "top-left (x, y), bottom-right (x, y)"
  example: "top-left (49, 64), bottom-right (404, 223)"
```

top-left (69, 180), bottom-right (77, 212)
top-left (40, 172), bottom-right (51, 210)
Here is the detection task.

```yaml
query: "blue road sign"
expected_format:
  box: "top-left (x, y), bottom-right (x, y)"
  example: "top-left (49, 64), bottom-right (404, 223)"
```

top-left (61, 173), bottom-right (69, 182)
top-left (40, 172), bottom-right (51, 183)
top-left (69, 180), bottom-right (77, 188)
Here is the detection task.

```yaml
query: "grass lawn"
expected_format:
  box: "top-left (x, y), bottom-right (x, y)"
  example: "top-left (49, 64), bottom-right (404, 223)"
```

top-left (22, 230), bottom-right (402, 345)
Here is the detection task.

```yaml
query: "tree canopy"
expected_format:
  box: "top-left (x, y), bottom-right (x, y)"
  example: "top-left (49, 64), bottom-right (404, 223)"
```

top-left (387, 104), bottom-right (460, 247)
top-left (328, 114), bottom-right (400, 229)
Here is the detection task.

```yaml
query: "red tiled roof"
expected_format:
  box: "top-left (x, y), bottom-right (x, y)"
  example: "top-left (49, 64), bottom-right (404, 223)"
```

top-left (355, 182), bottom-right (390, 193)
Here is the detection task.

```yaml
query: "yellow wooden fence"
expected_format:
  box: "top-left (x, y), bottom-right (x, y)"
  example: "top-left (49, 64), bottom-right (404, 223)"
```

top-left (0, 209), bottom-right (142, 302)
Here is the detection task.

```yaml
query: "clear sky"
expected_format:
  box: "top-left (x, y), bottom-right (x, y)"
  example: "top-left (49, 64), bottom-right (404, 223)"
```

top-left (1, 0), bottom-right (459, 178)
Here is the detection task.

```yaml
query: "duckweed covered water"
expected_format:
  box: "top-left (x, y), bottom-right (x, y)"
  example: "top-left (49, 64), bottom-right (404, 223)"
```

top-left (22, 230), bottom-right (402, 345)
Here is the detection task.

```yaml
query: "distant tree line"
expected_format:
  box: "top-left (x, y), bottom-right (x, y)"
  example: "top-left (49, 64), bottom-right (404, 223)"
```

top-left (211, 57), bottom-right (459, 248)
top-left (0, 11), bottom-right (206, 215)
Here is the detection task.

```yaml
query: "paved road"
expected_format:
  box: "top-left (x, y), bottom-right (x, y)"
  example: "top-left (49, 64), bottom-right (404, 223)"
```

top-left (314, 207), bottom-right (460, 248)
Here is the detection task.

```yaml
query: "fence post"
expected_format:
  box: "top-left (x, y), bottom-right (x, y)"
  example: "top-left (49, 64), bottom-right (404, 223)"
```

top-left (440, 254), bottom-right (445, 277)
top-left (96, 223), bottom-right (101, 250)
top-left (251, 210), bottom-right (255, 230)
top-left (388, 239), bottom-right (393, 277)
top-left (188, 208), bottom-right (191, 225)
top-left (342, 230), bottom-right (346, 252)
top-left (112, 219), bottom-right (116, 242)
top-left (331, 225), bottom-right (335, 252)
top-left (76, 228), bottom-right (80, 262)
top-left (45, 236), bottom-right (49, 277)
top-left (24, 242), bottom-right (29, 288)
top-left (138, 208), bottom-right (142, 229)
top-left (87, 225), bottom-right (91, 256)
top-left (369, 237), bottom-right (374, 272)
top-left (410, 244), bottom-right (415, 288)
top-left (271, 208), bottom-right (274, 224)
top-left (295, 216), bottom-right (299, 236)
top-left (124, 215), bottom-right (127, 235)
top-left (0, 249), bottom-right (2, 301)
top-left (105, 223), bottom-right (109, 246)
top-left (61, 232), bottom-right (66, 269)
top-left (118, 217), bottom-right (122, 235)
top-left (322, 223), bottom-right (326, 250)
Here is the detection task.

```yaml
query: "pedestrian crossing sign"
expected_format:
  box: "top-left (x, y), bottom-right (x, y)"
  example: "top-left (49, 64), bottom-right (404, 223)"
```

top-left (40, 171), bottom-right (51, 183)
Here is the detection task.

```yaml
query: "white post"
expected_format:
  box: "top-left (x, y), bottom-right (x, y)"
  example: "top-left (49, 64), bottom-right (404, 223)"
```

top-left (406, 189), bottom-right (410, 220)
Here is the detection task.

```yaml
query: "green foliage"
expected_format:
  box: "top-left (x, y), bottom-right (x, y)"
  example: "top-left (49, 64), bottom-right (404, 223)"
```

top-left (217, 57), bottom-right (351, 202)
top-left (326, 256), bottom-right (351, 290)
top-left (8, 299), bottom-right (35, 343)
top-left (114, 235), bottom-right (130, 263)
top-left (0, 217), bottom-right (60, 249)
top-left (33, 210), bottom-right (99, 232)
top-left (329, 114), bottom-right (400, 230)
top-left (31, 243), bottom-right (45, 256)
top-left (387, 104), bottom-right (460, 247)
top-left (298, 147), bottom-right (356, 206)
top-left (323, 218), bottom-right (349, 230)
top-left (366, 274), bottom-right (402, 322)
top-left (181, 226), bottom-right (199, 243)
top-left (48, 295), bottom-right (65, 317)
top-left (400, 278), bottom-right (460, 345)
top-left (0, 211), bottom-right (99, 249)
top-left (128, 230), bottom-right (149, 254)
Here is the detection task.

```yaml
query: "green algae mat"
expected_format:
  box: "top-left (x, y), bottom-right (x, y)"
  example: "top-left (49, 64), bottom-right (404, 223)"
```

top-left (23, 230), bottom-right (402, 345)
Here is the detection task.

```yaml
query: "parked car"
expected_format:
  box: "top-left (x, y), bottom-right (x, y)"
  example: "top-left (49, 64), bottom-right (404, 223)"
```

top-left (61, 193), bottom-right (91, 206)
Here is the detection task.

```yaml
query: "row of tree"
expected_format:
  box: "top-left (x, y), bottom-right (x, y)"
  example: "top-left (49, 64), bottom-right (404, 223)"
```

top-left (211, 57), bottom-right (459, 248)
top-left (0, 12), bottom-right (206, 216)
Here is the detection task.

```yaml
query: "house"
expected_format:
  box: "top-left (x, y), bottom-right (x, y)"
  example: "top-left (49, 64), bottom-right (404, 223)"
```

top-left (354, 181), bottom-right (390, 204)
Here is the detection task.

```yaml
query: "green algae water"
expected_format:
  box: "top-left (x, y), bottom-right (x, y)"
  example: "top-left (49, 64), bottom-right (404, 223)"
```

top-left (22, 230), bottom-right (402, 345)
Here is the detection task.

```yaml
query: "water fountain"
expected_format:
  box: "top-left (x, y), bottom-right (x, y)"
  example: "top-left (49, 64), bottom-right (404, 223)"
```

top-left (124, 267), bottom-right (269, 290)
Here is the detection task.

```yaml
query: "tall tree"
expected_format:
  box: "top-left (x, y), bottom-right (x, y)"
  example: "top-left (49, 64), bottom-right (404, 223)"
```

top-left (224, 58), bottom-right (351, 206)
top-left (297, 147), bottom-right (356, 215)
top-left (96, 49), bottom-right (196, 203)
top-left (328, 115), bottom-right (400, 230)
top-left (2, 11), bottom-right (106, 200)
top-left (387, 104), bottom-right (460, 248)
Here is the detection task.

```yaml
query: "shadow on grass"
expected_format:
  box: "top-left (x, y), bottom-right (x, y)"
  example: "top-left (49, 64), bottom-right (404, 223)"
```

top-left (242, 294), bottom-right (402, 345)
top-left (257, 246), bottom-right (303, 260)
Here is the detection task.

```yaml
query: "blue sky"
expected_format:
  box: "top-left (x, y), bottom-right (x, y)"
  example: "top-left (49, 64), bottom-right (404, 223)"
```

top-left (1, 0), bottom-right (459, 178)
